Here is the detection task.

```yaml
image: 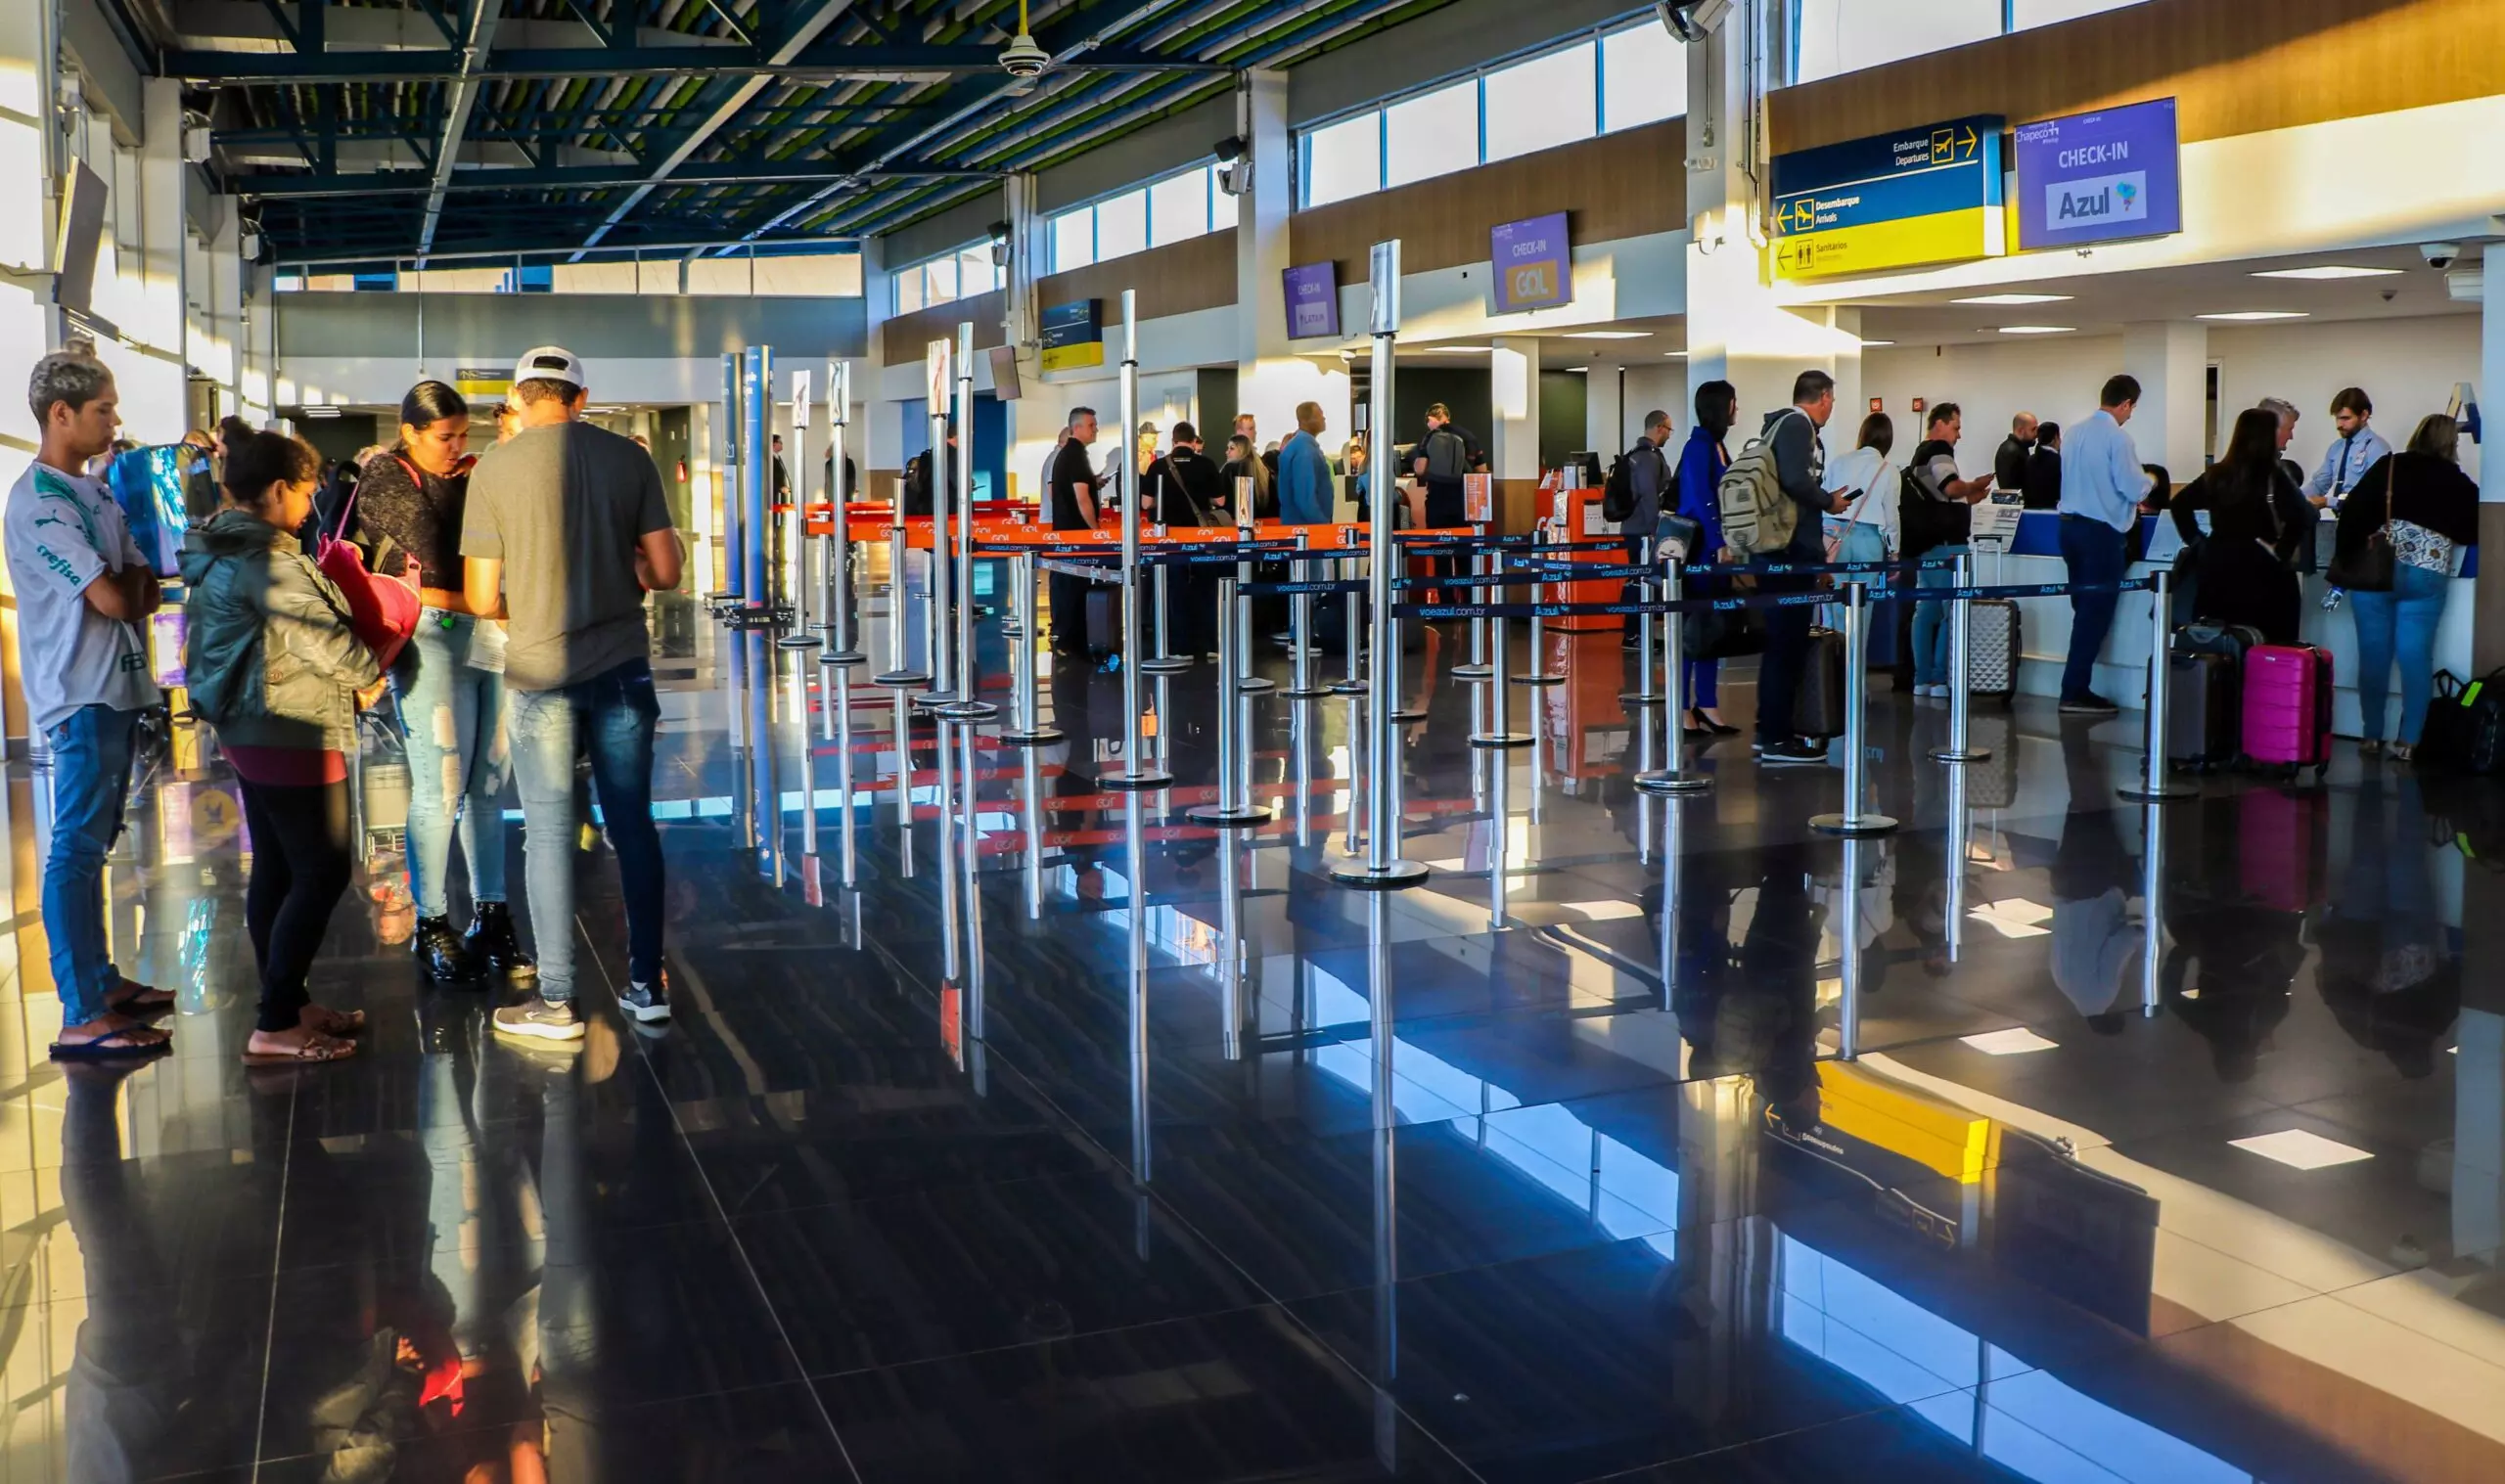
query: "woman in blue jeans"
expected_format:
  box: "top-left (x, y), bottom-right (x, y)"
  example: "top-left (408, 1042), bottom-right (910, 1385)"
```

top-left (2338, 415), bottom-right (2480, 760)
top-left (345, 382), bottom-right (532, 981)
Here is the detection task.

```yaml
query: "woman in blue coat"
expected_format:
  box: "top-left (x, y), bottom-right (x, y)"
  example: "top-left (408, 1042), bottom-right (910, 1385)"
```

top-left (1676, 381), bottom-right (1740, 736)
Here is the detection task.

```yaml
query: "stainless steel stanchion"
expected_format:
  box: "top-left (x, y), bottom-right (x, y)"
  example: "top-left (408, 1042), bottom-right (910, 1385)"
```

top-left (1931, 552), bottom-right (1990, 763)
top-left (1512, 543), bottom-right (1564, 686)
top-left (1470, 602), bottom-right (1530, 747)
top-left (1618, 537), bottom-right (1663, 705)
top-left (1838, 832), bottom-right (1867, 1060)
top-left (872, 518), bottom-right (928, 687)
top-left (1123, 791), bottom-right (1153, 1182)
top-left (1452, 541), bottom-right (1493, 681)
top-left (1140, 561), bottom-right (1192, 673)
top-left (1810, 582), bottom-right (1900, 835)
top-left (2139, 801), bottom-right (2166, 1015)
top-left (1282, 533), bottom-right (1329, 698)
top-left (792, 661), bottom-right (819, 860)
top-left (779, 368), bottom-right (822, 651)
top-left (1329, 531), bottom-right (1368, 697)
top-left (1636, 590), bottom-right (1711, 794)
top-left (919, 341), bottom-right (958, 707)
top-left (1105, 290), bottom-right (1171, 792)
top-left (999, 553), bottom-right (1065, 746)
top-left (1235, 508), bottom-right (1275, 696)
top-left (2120, 569), bottom-right (2195, 801)
top-left (1942, 760), bottom-right (1969, 964)
top-left (934, 323), bottom-right (997, 721)
top-left (1189, 577), bottom-right (1274, 828)
top-left (834, 666), bottom-right (858, 889)
top-left (935, 715), bottom-right (962, 986)
top-left (822, 360), bottom-right (865, 666)
top-left (1333, 240), bottom-right (1428, 889)
top-left (712, 351), bottom-right (743, 605)
top-left (959, 717), bottom-right (987, 1044)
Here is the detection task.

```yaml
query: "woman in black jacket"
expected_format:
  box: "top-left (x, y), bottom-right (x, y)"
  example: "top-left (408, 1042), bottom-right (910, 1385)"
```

top-left (2338, 415), bottom-right (2480, 759)
top-left (2168, 408), bottom-right (2309, 643)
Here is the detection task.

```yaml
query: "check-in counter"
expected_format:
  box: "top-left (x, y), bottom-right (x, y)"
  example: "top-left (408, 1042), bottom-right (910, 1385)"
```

top-left (1996, 511), bottom-right (2477, 732)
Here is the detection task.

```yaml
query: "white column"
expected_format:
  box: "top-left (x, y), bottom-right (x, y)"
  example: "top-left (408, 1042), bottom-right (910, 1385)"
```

top-left (2480, 247), bottom-right (2503, 492)
top-left (1826, 306), bottom-right (1865, 438)
top-left (1488, 336), bottom-right (1540, 479)
top-left (2121, 321), bottom-right (2209, 478)
top-left (1682, 26), bottom-right (1854, 443)
top-left (1235, 68), bottom-right (1348, 454)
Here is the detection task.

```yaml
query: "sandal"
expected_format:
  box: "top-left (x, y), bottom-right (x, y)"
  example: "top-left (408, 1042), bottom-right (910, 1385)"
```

top-left (2358, 740), bottom-right (2383, 758)
top-left (302, 1006), bottom-right (368, 1037)
top-left (50, 1025), bottom-right (171, 1061)
top-left (2391, 742), bottom-right (2416, 763)
top-left (242, 1031), bottom-right (357, 1066)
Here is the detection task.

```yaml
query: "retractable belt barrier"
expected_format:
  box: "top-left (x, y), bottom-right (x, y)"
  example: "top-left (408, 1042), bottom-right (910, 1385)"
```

top-left (1397, 577), bottom-right (2153, 622)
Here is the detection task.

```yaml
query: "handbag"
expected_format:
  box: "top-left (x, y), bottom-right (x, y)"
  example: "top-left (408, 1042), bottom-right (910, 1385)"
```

top-left (1824, 479), bottom-right (1878, 563)
top-left (2326, 461), bottom-right (2397, 592)
top-left (315, 468), bottom-right (423, 668)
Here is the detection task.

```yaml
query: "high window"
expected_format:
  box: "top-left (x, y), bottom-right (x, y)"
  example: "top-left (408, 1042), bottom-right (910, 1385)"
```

top-left (1043, 161), bottom-right (1234, 274)
top-left (1795, 0), bottom-right (2151, 84)
top-left (891, 244), bottom-right (1001, 316)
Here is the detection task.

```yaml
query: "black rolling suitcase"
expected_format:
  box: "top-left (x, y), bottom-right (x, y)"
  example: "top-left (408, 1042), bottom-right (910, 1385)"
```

top-left (1084, 586), bottom-right (1120, 655)
top-left (1793, 626), bottom-right (1847, 738)
top-left (2167, 621), bottom-right (2261, 771)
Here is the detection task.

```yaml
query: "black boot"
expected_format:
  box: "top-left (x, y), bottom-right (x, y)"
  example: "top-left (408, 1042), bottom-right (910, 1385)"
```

top-left (464, 901), bottom-right (536, 979)
top-left (415, 916), bottom-right (483, 984)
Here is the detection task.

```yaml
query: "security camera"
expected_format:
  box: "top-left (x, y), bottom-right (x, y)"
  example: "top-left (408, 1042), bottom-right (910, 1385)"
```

top-left (997, 30), bottom-right (1049, 77)
top-left (1656, 0), bottom-right (1732, 41)
top-left (2421, 243), bottom-right (2461, 270)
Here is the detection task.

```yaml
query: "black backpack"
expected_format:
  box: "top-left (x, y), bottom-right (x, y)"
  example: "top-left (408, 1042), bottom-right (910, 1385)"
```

top-left (1602, 453), bottom-right (1637, 522)
top-left (902, 451), bottom-right (933, 517)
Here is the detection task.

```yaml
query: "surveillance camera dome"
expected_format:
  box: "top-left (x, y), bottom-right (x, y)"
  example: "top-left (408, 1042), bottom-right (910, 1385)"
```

top-left (2421, 243), bottom-right (2461, 269)
top-left (998, 32), bottom-right (1049, 77)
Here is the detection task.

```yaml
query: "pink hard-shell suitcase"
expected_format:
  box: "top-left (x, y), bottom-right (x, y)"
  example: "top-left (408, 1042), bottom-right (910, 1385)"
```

top-left (2241, 643), bottom-right (2333, 780)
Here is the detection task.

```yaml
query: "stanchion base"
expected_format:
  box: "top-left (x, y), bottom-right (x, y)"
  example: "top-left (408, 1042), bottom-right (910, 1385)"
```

top-left (1103, 770), bottom-right (1174, 791)
top-left (1237, 676), bottom-right (1277, 695)
top-left (1389, 705), bottom-right (1429, 722)
top-left (1281, 684), bottom-right (1332, 699)
top-left (1451, 663), bottom-right (1494, 681)
top-left (1511, 673), bottom-right (1566, 687)
top-left (1327, 679), bottom-right (1369, 696)
top-left (912, 691), bottom-right (963, 710)
top-left (1329, 856), bottom-right (1432, 888)
top-left (1932, 746), bottom-right (1994, 764)
top-left (1186, 803), bottom-right (1274, 827)
top-left (821, 650), bottom-right (867, 666)
top-left (1470, 731), bottom-right (1533, 749)
top-left (2118, 782), bottom-right (2198, 802)
top-left (1617, 689), bottom-right (1666, 706)
top-left (1810, 812), bottom-right (1901, 836)
top-left (1635, 769), bottom-right (1714, 795)
top-left (1137, 656), bottom-right (1195, 674)
top-left (932, 700), bottom-right (998, 721)
top-left (1000, 621), bottom-right (1024, 637)
top-left (998, 727), bottom-right (1066, 746)
top-left (873, 670), bottom-right (931, 688)
top-left (777, 634), bottom-right (822, 650)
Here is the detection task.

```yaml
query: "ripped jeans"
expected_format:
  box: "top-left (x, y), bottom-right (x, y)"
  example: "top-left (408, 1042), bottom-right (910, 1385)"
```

top-left (393, 608), bottom-right (512, 921)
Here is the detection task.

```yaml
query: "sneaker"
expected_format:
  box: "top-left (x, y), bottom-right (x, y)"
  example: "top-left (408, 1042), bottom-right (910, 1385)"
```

top-left (618, 972), bottom-right (672, 1023)
top-left (492, 994), bottom-right (584, 1043)
top-left (1921, 683), bottom-right (1950, 698)
top-left (1620, 634), bottom-right (1643, 652)
top-left (1760, 738), bottom-right (1829, 766)
top-left (2059, 693), bottom-right (2120, 716)
top-left (463, 901), bottom-right (536, 979)
top-left (414, 917), bottom-right (484, 984)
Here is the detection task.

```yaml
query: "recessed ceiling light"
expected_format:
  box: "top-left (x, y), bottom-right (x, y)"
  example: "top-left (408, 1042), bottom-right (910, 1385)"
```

top-left (1954, 292), bottom-right (2073, 305)
top-left (1997, 326), bottom-right (2074, 336)
top-left (2230, 1129), bottom-right (2373, 1170)
top-left (1961, 1027), bottom-right (2060, 1056)
top-left (1561, 330), bottom-right (1650, 339)
top-left (1563, 365), bottom-right (1589, 373)
top-left (2252, 265), bottom-right (2405, 281)
top-left (1662, 351), bottom-right (1687, 358)
top-left (1858, 338), bottom-right (1895, 348)
top-left (2197, 310), bottom-right (2309, 322)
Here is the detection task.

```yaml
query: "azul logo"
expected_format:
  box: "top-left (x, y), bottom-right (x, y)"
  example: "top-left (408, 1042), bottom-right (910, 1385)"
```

top-left (2046, 170), bottom-right (2148, 228)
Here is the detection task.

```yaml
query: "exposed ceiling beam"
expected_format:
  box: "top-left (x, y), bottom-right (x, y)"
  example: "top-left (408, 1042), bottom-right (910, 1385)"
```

top-left (416, 0), bottom-right (502, 262)
top-left (232, 159), bottom-right (1003, 199)
top-left (278, 233), bottom-right (865, 269)
top-left (167, 1), bottom-right (738, 55)
top-left (159, 42), bottom-right (1225, 84)
top-left (573, 0), bottom-right (867, 256)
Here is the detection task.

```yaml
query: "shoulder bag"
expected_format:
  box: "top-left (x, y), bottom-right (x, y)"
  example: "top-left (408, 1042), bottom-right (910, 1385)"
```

top-left (2326, 459), bottom-right (2397, 592)
top-left (315, 469), bottom-right (423, 668)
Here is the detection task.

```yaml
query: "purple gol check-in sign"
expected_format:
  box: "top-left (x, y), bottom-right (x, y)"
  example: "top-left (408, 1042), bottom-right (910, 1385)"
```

top-left (1490, 212), bottom-right (1572, 314)
top-left (1283, 262), bottom-right (1341, 338)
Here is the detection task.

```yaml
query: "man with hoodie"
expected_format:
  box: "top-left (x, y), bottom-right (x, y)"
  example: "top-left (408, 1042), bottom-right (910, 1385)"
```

top-left (1754, 371), bottom-right (1845, 766)
top-left (1675, 381), bottom-right (1740, 734)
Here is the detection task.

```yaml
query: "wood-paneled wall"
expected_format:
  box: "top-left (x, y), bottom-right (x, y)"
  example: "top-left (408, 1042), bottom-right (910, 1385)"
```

top-left (1771, 0), bottom-right (2489, 155)
top-left (1291, 118), bottom-right (1686, 285)
top-left (880, 289), bottom-right (1006, 369)
top-left (1036, 227), bottom-right (1238, 326)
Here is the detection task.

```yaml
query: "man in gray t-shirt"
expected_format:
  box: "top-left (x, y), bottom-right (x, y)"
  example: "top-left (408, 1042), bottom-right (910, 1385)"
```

top-left (463, 346), bottom-right (683, 1042)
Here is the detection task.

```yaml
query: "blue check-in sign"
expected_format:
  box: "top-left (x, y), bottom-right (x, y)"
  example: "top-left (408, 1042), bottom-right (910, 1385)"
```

top-left (2014, 98), bottom-right (2182, 250)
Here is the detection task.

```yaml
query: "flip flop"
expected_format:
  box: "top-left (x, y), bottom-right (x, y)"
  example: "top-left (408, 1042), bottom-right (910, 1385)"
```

top-left (108, 983), bottom-right (177, 1015)
top-left (241, 1034), bottom-right (357, 1066)
top-left (51, 1026), bottom-right (171, 1061)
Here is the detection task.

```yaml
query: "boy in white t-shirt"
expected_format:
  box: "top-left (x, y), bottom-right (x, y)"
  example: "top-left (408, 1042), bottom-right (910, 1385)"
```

top-left (6, 352), bottom-right (169, 1059)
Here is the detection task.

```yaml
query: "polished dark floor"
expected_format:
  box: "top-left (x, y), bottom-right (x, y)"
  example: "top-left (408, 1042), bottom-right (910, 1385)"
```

top-left (8, 581), bottom-right (2503, 1481)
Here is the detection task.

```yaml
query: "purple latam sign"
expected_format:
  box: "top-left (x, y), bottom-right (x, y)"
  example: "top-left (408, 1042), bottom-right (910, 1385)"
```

top-left (2014, 97), bottom-right (2181, 250)
top-left (1283, 261), bottom-right (1341, 338)
top-left (1490, 212), bottom-right (1572, 314)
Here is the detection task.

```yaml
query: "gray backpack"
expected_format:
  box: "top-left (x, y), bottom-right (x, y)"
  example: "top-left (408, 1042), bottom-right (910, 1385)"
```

top-left (1717, 410), bottom-right (1807, 558)
top-left (1421, 427), bottom-right (1469, 481)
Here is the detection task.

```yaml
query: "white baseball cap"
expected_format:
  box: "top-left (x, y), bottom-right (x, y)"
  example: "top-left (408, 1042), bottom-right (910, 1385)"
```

top-left (511, 344), bottom-right (586, 390)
